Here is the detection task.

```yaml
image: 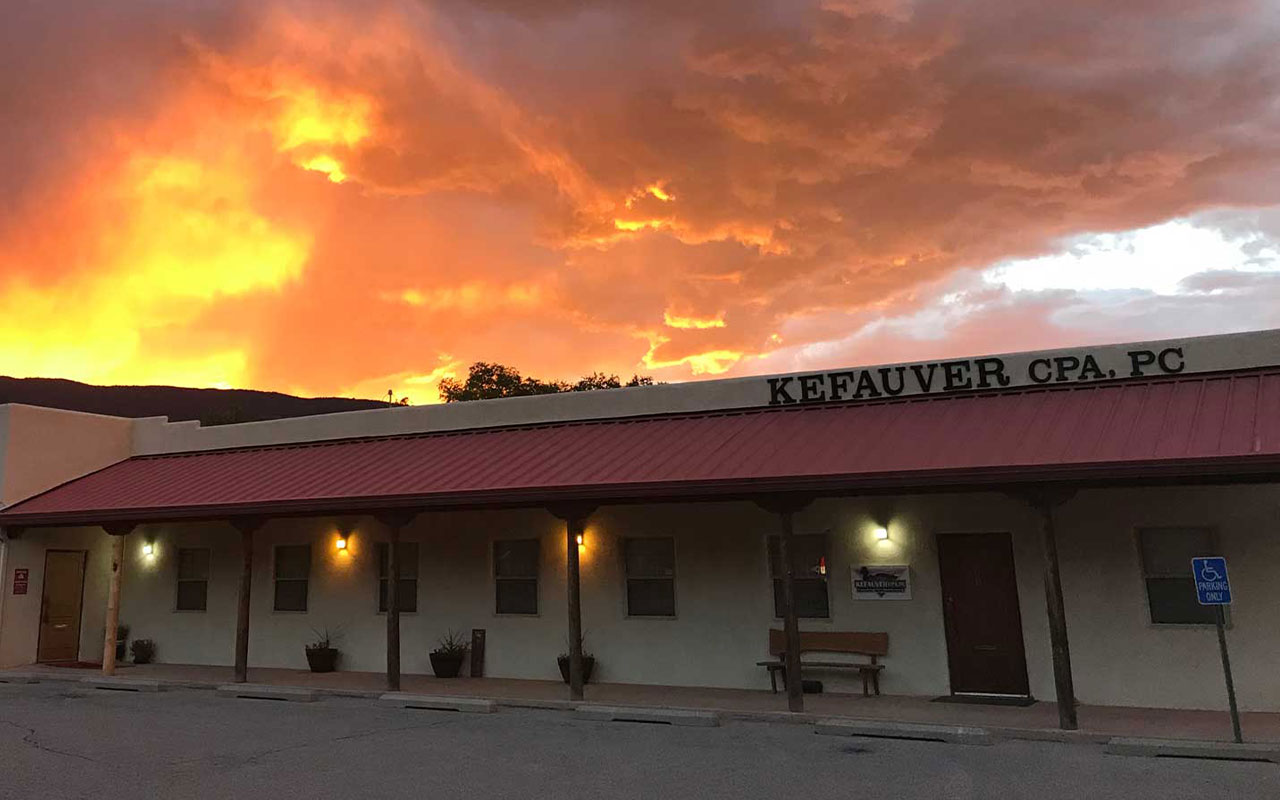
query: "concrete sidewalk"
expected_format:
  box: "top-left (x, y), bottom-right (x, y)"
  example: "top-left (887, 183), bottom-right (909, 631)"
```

top-left (7, 662), bottom-right (1276, 745)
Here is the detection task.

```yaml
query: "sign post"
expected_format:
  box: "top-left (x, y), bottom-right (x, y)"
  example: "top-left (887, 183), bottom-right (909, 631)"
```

top-left (1191, 556), bottom-right (1241, 744)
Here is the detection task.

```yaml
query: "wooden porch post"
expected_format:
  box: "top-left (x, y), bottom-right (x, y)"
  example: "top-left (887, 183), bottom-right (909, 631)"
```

top-left (757, 495), bottom-right (813, 713)
top-left (231, 517), bottom-right (265, 684)
top-left (550, 504), bottom-right (595, 702)
top-left (376, 510), bottom-right (419, 692)
top-left (101, 523), bottom-right (134, 676)
top-left (1016, 489), bottom-right (1078, 731)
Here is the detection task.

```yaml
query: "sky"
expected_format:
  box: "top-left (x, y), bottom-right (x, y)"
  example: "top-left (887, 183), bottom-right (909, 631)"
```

top-left (2, 0), bottom-right (1279, 402)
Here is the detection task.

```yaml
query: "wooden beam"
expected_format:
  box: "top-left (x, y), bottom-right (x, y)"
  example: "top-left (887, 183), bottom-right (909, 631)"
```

top-left (564, 514), bottom-right (586, 701)
top-left (230, 517), bottom-right (264, 684)
top-left (100, 529), bottom-right (129, 675)
top-left (386, 520), bottom-right (401, 692)
top-left (1012, 489), bottom-right (1078, 731)
top-left (374, 510), bottom-right (418, 693)
top-left (776, 507), bottom-right (805, 713)
top-left (754, 495), bottom-right (813, 713)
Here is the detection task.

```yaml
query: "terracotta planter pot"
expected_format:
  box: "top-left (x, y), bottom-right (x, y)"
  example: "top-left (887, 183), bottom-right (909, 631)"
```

top-left (430, 651), bottom-right (466, 678)
top-left (557, 656), bottom-right (595, 685)
top-left (305, 647), bottom-right (339, 673)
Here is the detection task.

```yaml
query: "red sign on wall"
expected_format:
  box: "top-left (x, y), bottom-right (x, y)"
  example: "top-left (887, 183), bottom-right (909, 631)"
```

top-left (12, 568), bottom-right (28, 595)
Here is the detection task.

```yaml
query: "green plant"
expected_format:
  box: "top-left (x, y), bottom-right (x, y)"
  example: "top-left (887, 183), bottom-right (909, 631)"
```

top-left (306, 627), bottom-right (339, 652)
top-left (130, 639), bottom-right (156, 664)
top-left (432, 630), bottom-right (469, 656)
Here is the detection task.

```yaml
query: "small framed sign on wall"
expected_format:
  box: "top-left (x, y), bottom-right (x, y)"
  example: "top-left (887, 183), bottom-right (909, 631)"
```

top-left (852, 565), bottom-right (910, 600)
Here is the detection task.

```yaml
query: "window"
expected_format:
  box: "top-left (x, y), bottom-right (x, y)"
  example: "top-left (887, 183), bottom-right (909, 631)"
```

top-left (1138, 527), bottom-right (1217, 624)
top-left (175, 548), bottom-right (210, 612)
top-left (494, 539), bottom-right (539, 615)
top-left (273, 545), bottom-right (310, 612)
top-left (377, 542), bottom-right (419, 613)
top-left (624, 537), bottom-right (676, 617)
top-left (767, 534), bottom-right (829, 618)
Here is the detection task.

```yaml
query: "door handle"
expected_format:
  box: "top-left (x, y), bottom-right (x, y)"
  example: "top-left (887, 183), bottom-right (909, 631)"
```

top-left (53, 624), bottom-right (68, 630)
top-left (973, 644), bottom-right (998, 652)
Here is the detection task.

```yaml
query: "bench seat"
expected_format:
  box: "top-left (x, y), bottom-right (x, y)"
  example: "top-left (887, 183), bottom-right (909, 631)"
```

top-left (759, 629), bottom-right (889, 697)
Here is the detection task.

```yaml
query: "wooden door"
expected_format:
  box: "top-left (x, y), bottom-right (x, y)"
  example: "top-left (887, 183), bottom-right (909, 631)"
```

top-left (38, 550), bottom-right (87, 663)
top-left (937, 533), bottom-right (1030, 696)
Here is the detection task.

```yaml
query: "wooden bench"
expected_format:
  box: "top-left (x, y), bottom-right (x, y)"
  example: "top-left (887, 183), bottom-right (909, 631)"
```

top-left (757, 629), bottom-right (889, 697)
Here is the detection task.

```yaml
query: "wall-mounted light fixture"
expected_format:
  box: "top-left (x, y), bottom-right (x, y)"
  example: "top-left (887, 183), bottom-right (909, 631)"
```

top-left (141, 540), bottom-right (156, 558)
top-left (335, 537), bottom-right (348, 552)
top-left (873, 526), bottom-right (890, 542)
top-left (575, 533), bottom-right (585, 548)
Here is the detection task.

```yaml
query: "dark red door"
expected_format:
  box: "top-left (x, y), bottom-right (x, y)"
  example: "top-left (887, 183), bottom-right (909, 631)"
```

top-left (937, 532), bottom-right (1030, 696)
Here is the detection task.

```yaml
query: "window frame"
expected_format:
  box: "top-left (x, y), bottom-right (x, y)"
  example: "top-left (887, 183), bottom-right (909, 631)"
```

top-left (1134, 526), bottom-right (1222, 627)
top-left (173, 546), bottom-right (211, 613)
top-left (376, 541), bottom-right (420, 614)
top-left (621, 536), bottom-right (678, 619)
top-left (766, 532), bottom-right (831, 620)
top-left (272, 544), bottom-right (311, 614)
top-left (493, 538), bottom-right (541, 617)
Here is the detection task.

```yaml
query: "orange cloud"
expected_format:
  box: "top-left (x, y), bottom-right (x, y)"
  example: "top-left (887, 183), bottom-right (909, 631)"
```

top-left (0, 0), bottom-right (1277, 403)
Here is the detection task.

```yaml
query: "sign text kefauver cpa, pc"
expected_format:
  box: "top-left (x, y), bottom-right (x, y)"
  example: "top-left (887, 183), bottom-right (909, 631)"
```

top-left (766, 346), bottom-right (1186, 406)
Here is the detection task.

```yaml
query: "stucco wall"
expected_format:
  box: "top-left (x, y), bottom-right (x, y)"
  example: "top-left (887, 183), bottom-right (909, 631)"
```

top-left (0, 404), bottom-right (134, 507)
top-left (4, 487), bottom-right (1277, 710)
top-left (0, 526), bottom-right (110, 667)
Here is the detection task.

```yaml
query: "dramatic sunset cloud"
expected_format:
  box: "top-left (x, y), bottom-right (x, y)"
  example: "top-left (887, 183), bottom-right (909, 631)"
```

top-left (2, 0), bottom-right (1278, 400)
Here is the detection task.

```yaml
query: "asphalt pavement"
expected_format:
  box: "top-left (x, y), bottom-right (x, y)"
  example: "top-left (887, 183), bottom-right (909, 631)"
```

top-left (0, 682), bottom-right (1275, 799)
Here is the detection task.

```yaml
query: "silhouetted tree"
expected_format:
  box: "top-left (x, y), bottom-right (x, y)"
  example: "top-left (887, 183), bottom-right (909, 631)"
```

top-left (440, 363), bottom-right (656, 403)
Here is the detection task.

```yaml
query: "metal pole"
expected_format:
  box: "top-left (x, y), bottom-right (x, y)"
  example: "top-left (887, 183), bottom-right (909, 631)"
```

top-left (1215, 605), bottom-right (1243, 744)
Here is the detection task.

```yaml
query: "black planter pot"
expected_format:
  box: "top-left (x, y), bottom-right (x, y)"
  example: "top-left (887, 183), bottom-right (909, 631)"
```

top-left (557, 655), bottom-right (595, 685)
top-left (430, 651), bottom-right (466, 678)
top-left (305, 647), bottom-right (339, 673)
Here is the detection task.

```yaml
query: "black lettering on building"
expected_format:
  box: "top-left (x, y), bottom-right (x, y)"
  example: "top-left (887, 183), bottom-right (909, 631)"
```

top-left (910, 363), bottom-right (939, 392)
top-left (1158, 347), bottom-right (1185, 374)
top-left (799, 374), bottom-right (826, 403)
top-left (879, 367), bottom-right (907, 396)
top-left (1053, 355), bottom-right (1080, 382)
top-left (853, 370), bottom-right (882, 399)
top-left (768, 377), bottom-right (797, 405)
top-left (974, 357), bottom-right (1011, 388)
top-left (827, 371), bottom-right (856, 401)
top-left (1078, 354), bottom-right (1105, 381)
top-left (1029, 358), bottom-right (1052, 383)
top-left (942, 360), bottom-right (972, 391)
top-left (1128, 350), bottom-right (1156, 377)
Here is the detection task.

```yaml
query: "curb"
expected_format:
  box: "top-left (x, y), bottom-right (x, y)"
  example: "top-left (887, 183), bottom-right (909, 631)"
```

top-left (216, 683), bottom-right (316, 702)
top-left (79, 676), bottom-right (162, 692)
top-left (815, 718), bottom-right (993, 745)
top-left (576, 705), bottom-right (720, 727)
top-left (1105, 737), bottom-right (1280, 763)
top-left (380, 693), bottom-right (496, 713)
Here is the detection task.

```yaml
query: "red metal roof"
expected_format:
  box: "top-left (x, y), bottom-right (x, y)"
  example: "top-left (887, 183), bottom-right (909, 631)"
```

top-left (4, 370), bottom-right (1280, 526)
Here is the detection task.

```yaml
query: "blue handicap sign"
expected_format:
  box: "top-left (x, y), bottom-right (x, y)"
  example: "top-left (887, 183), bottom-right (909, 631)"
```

top-left (1191, 557), bottom-right (1232, 605)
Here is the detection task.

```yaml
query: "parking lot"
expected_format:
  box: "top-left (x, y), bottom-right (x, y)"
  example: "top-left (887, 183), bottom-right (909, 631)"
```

top-left (1, 682), bottom-right (1275, 799)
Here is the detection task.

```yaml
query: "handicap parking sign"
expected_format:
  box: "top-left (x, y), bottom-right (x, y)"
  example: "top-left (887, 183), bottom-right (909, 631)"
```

top-left (1191, 557), bottom-right (1232, 605)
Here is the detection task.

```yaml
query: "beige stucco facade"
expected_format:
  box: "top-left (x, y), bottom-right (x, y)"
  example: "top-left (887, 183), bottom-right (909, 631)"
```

top-left (3, 486), bottom-right (1276, 711)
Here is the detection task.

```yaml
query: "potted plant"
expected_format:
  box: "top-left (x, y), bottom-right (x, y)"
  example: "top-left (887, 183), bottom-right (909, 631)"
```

top-left (131, 638), bottom-right (156, 665)
top-left (557, 636), bottom-right (596, 685)
top-left (429, 630), bottom-right (468, 678)
top-left (115, 623), bottom-right (130, 661)
top-left (305, 628), bottom-right (340, 673)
